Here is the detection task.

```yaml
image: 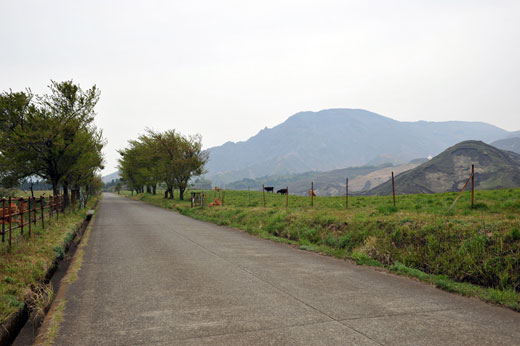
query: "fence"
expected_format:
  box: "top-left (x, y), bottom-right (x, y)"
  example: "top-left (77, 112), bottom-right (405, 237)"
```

top-left (0, 194), bottom-right (84, 249)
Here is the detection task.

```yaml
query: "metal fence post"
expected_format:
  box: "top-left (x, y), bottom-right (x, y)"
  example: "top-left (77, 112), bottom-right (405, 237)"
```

top-left (1, 199), bottom-right (5, 243)
top-left (392, 172), bottom-right (396, 207)
top-left (311, 182), bottom-right (314, 207)
top-left (471, 164), bottom-right (475, 208)
top-left (20, 198), bottom-right (24, 236)
top-left (346, 178), bottom-right (349, 209)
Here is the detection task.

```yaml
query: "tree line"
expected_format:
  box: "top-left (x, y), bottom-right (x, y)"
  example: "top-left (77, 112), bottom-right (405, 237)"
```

top-left (0, 80), bottom-right (105, 204)
top-left (118, 129), bottom-right (208, 200)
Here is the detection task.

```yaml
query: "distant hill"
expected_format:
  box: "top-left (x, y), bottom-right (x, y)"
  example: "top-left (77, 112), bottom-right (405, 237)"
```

top-left (102, 171), bottom-right (121, 184)
top-left (367, 140), bottom-right (520, 195)
top-left (226, 161), bottom-right (422, 196)
top-left (491, 137), bottom-right (520, 154)
top-left (206, 109), bottom-right (510, 186)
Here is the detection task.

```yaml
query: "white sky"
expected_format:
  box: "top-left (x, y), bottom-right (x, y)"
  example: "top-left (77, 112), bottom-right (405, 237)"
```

top-left (1, 0), bottom-right (519, 175)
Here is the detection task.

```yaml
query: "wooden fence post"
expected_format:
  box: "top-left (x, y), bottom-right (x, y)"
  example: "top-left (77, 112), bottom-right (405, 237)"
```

top-left (392, 172), bottom-right (396, 207)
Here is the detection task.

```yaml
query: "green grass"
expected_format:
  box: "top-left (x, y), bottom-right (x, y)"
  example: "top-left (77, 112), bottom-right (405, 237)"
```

top-left (0, 197), bottom-right (99, 324)
top-left (124, 188), bottom-right (520, 310)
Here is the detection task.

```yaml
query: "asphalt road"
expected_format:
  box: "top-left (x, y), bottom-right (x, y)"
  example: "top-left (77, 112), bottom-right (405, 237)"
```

top-left (52, 193), bottom-right (520, 345)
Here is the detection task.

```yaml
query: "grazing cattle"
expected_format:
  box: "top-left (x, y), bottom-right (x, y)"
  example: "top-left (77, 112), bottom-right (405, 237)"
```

top-left (264, 186), bottom-right (274, 193)
top-left (276, 188), bottom-right (288, 195)
top-left (214, 186), bottom-right (220, 192)
top-left (209, 198), bottom-right (222, 207)
top-left (309, 189), bottom-right (316, 197)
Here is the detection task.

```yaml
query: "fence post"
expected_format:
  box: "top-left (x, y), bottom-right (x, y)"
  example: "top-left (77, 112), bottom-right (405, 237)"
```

top-left (262, 185), bottom-right (266, 207)
top-left (311, 182), bottom-right (314, 207)
top-left (1, 198), bottom-right (5, 243)
top-left (8, 197), bottom-right (12, 249)
top-left (33, 197), bottom-right (36, 225)
top-left (346, 178), bottom-right (349, 209)
top-left (392, 172), bottom-right (396, 207)
top-left (41, 196), bottom-right (45, 229)
top-left (471, 164), bottom-right (474, 208)
top-left (286, 186), bottom-right (289, 208)
top-left (20, 198), bottom-right (24, 236)
top-left (28, 197), bottom-right (31, 236)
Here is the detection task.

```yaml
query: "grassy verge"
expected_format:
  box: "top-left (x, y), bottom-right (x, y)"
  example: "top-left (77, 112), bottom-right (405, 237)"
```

top-left (0, 197), bottom-right (99, 325)
top-left (123, 189), bottom-right (520, 311)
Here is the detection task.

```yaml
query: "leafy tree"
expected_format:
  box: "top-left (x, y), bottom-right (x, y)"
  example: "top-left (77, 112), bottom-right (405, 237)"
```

top-left (0, 80), bottom-right (105, 204)
top-left (118, 129), bottom-right (208, 200)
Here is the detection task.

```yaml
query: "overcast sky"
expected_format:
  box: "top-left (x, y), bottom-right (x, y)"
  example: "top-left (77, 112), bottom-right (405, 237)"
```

top-left (1, 0), bottom-right (519, 175)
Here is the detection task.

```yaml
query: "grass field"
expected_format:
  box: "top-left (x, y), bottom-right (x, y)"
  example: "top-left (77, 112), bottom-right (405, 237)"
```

top-left (0, 197), bottom-right (99, 325)
top-left (124, 188), bottom-right (520, 310)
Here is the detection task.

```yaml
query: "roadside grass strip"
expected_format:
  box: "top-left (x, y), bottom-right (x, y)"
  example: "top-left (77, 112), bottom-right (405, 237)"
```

top-left (34, 211), bottom-right (96, 346)
top-left (0, 198), bottom-right (98, 326)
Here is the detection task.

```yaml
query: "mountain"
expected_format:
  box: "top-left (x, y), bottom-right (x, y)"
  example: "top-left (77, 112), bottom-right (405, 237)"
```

top-left (367, 140), bottom-right (520, 195)
top-left (226, 161), bottom-right (422, 196)
top-left (205, 109), bottom-right (509, 186)
top-left (102, 171), bottom-right (121, 184)
top-left (491, 137), bottom-right (520, 154)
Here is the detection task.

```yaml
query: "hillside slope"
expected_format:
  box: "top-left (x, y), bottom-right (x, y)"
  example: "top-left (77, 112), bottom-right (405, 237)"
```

top-left (491, 137), bottom-right (520, 154)
top-left (367, 141), bottom-right (520, 195)
top-left (206, 109), bottom-right (509, 185)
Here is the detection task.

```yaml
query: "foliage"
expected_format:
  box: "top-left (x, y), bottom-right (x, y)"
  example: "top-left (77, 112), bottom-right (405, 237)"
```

top-left (0, 81), bottom-right (105, 202)
top-left (118, 129), bottom-right (208, 200)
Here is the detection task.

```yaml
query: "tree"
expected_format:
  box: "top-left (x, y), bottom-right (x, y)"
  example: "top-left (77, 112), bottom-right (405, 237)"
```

top-left (148, 129), bottom-right (208, 200)
top-left (0, 80), bottom-right (105, 204)
top-left (118, 129), bottom-right (208, 200)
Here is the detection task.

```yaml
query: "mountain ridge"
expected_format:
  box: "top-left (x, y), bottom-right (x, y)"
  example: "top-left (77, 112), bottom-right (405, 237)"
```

top-left (205, 109), bottom-right (510, 186)
top-left (367, 140), bottom-right (520, 195)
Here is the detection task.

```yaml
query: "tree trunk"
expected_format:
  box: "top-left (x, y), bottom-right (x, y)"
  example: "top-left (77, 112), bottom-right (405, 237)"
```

top-left (52, 180), bottom-right (59, 196)
top-left (63, 184), bottom-right (70, 209)
top-left (168, 187), bottom-right (173, 200)
top-left (152, 185), bottom-right (156, 195)
top-left (146, 185), bottom-right (151, 193)
top-left (179, 188), bottom-right (185, 201)
top-left (164, 189), bottom-right (168, 199)
top-left (30, 183), bottom-right (34, 198)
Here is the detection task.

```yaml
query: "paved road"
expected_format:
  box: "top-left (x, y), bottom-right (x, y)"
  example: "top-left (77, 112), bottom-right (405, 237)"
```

top-left (53, 193), bottom-right (520, 345)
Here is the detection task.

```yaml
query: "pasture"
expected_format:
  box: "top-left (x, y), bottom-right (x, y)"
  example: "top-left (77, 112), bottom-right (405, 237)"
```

top-left (126, 188), bottom-right (520, 310)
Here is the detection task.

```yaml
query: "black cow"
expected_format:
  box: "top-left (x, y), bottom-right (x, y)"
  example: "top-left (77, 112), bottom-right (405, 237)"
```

top-left (276, 188), bottom-right (288, 195)
top-left (264, 186), bottom-right (274, 192)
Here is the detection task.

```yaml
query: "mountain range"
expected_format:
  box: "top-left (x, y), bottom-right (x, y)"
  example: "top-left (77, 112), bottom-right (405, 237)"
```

top-left (205, 109), bottom-right (511, 186)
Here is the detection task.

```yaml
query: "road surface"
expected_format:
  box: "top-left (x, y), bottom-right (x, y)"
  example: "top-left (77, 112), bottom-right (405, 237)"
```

top-left (51, 193), bottom-right (520, 345)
